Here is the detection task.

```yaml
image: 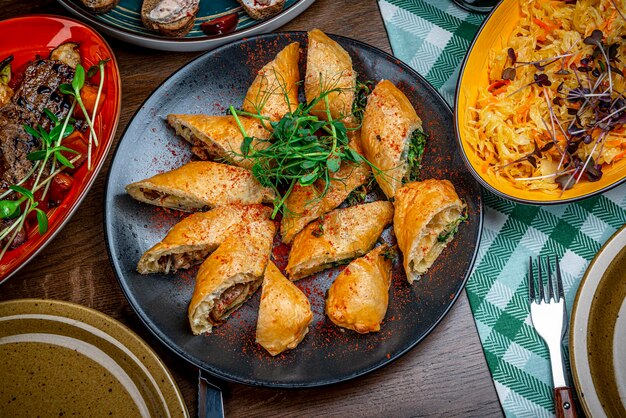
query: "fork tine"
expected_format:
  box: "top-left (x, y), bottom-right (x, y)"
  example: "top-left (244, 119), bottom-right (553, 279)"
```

top-left (537, 257), bottom-right (545, 303)
top-left (528, 257), bottom-right (535, 302)
top-left (555, 255), bottom-right (564, 301)
top-left (547, 257), bottom-right (554, 302)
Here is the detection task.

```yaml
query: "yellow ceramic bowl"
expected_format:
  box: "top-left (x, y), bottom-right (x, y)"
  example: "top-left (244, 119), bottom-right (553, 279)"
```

top-left (455, 0), bottom-right (626, 204)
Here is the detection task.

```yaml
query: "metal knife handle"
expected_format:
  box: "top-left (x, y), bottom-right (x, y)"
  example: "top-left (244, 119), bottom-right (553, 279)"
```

top-left (198, 369), bottom-right (224, 418)
top-left (554, 386), bottom-right (577, 418)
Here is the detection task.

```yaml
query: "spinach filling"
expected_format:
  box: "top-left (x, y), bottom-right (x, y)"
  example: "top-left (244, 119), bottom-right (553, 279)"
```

top-left (405, 129), bottom-right (428, 183)
top-left (352, 80), bottom-right (374, 123)
top-left (437, 212), bottom-right (469, 243)
top-left (344, 184), bottom-right (368, 206)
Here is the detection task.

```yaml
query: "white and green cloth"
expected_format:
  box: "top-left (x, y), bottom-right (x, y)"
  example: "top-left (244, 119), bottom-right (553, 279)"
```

top-left (377, 1), bottom-right (626, 416)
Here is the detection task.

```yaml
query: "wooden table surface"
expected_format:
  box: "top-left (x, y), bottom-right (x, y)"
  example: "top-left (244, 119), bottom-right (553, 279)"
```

top-left (0, 0), bottom-right (502, 416)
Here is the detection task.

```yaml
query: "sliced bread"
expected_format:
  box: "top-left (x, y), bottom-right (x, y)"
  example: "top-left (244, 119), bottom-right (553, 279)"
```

top-left (80, 0), bottom-right (119, 14)
top-left (141, 0), bottom-right (200, 37)
top-left (237, 0), bottom-right (285, 20)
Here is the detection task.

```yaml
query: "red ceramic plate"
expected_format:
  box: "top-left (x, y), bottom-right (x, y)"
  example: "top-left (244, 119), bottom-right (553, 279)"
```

top-left (0, 15), bottom-right (121, 282)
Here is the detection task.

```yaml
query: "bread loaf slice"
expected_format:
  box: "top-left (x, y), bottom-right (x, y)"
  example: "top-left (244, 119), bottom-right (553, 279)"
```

top-left (141, 0), bottom-right (200, 37)
top-left (80, 0), bottom-right (119, 14)
top-left (237, 0), bottom-right (286, 20)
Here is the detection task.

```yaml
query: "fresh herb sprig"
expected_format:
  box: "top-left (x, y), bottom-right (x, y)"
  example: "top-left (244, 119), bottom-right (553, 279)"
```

top-left (0, 153), bottom-right (81, 260)
top-left (59, 59), bottom-right (108, 170)
top-left (230, 87), bottom-right (383, 219)
top-left (0, 55), bottom-right (108, 261)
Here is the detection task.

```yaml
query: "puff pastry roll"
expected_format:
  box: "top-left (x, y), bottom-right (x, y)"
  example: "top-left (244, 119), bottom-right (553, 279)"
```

top-left (188, 219), bottom-right (276, 335)
top-left (137, 204), bottom-right (271, 274)
top-left (361, 80), bottom-right (423, 198)
top-left (255, 261), bottom-right (313, 356)
top-left (393, 179), bottom-right (466, 284)
top-left (243, 42), bottom-right (300, 123)
top-left (305, 29), bottom-right (356, 122)
top-left (286, 201), bottom-right (393, 280)
top-left (167, 114), bottom-right (270, 169)
top-left (281, 165), bottom-right (370, 244)
top-left (126, 161), bottom-right (275, 212)
top-left (325, 244), bottom-right (392, 333)
top-left (281, 134), bottom-right (369, 244)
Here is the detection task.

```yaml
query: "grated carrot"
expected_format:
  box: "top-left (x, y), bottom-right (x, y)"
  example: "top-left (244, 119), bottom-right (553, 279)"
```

top-left (614, 150), bottom-right (626, 161)
top-left (567, 51), bottom-right (582, 67)
top-left (533, 17), bottom-right (559, 32)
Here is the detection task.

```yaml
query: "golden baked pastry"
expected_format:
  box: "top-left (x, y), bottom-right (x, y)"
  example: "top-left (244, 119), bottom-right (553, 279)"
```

top-left (137, 204), bottom-right (271, 274)
top-left (243, 42), bottom-right (299, 124)
top-left (188, 219), bottom-right (276, 335)
top-left (255, 261), bottom-right (313, 356)
top-left (305, 29), bottom-right (356, 122)
top-left (166, 114), bottom-right (270, 169)
top-left (125, 161), bottom-right (275, 212)
top-left (361, 79), bottom-right (423, 198)
top-left (393, 179), bottom-right (466, 283)
top-left (286, 201), bottom-right (394, 280)
top-left (325, 244), bottom-right (392, 333)
top-left (281, 133), bottom-right (370, 244)
top-left (280, 162), bottom-right (370, 244)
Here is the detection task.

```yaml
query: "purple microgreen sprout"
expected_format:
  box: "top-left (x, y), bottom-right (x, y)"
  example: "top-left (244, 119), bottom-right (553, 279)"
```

top-left (584, 30), bottom-right (612, 94)
top-left (502, 67), bottom-right (517, 80)
top-left (506, 73), bottom-right (552, 98)
top-left (498, 140), bottom-right (554, 170)
top-left (516, 53), bottom-right (573, 67)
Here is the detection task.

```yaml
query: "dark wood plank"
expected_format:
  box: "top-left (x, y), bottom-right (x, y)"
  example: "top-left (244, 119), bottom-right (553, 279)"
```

top-left (0, 0), bottom-right (502, 416)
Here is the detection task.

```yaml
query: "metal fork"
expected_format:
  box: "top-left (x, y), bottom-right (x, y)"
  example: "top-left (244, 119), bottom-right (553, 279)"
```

top-left (528, 256), bottom-right (577, 418)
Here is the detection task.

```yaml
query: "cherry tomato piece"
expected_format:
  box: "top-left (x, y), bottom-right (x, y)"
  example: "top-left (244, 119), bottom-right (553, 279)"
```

top-left (49, 172), bottom-right (74, 205)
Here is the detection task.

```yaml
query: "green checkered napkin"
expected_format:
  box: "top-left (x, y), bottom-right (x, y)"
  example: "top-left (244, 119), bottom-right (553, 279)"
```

top-left (377, 1), bottom-right (626, 416)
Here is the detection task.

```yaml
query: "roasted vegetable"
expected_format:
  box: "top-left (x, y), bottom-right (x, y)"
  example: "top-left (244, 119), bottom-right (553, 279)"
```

top-left (50, 42), bottom-right (81, 69)
top-left (0, 55), bottom-right (13, 107)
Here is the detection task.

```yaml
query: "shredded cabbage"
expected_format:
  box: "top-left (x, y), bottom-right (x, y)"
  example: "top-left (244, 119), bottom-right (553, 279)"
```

top-left (466, 0), bottom-right (626, 193)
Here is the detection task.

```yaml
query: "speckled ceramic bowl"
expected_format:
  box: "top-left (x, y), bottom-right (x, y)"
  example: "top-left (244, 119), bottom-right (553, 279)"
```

top-left (0, 299), bottom-right (188, 417)
top-left (570, 225), bottom-right (626, 417)
top-left (455, 0), bottom-right (626, 204)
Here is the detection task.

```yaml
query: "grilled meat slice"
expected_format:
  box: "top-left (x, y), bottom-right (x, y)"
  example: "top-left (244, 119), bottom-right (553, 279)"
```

top-left (0, 59), bottom-right (75, 189)
top-left (0, 104), bottom-right (38, 189)
top-left (12, 59), bottom-right (74, 130)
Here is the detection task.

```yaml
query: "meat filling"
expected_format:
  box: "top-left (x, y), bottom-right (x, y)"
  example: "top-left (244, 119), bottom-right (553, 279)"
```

top-left (209, 283), bottom-right (251, 324)
top-left (158, 249), bottom-right (209, 273)
top-left (141, 188), bottom-right (167, 202)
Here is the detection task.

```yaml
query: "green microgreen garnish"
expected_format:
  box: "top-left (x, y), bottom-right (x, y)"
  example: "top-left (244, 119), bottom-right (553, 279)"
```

top-left (0, 56), bottom-right (108, 261)
top-left (59, 60), bottom-right (107, 170)
top-left (229, 83), bottom-right (386, 219)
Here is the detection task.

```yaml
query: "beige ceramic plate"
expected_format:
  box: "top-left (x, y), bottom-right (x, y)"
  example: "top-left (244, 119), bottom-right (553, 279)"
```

top-left (570, 225), bottom-right (626, 417)
top-left (0, 299), bottom-right (188, 417)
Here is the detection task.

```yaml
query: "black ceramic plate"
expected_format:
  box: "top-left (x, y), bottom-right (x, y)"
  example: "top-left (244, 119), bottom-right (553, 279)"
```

top-left (104, 32), bottom-right (483, 387)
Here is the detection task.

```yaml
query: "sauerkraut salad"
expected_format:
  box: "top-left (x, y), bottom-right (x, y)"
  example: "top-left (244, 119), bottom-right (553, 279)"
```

top-left (467, 0), bottom-right (626, 193)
